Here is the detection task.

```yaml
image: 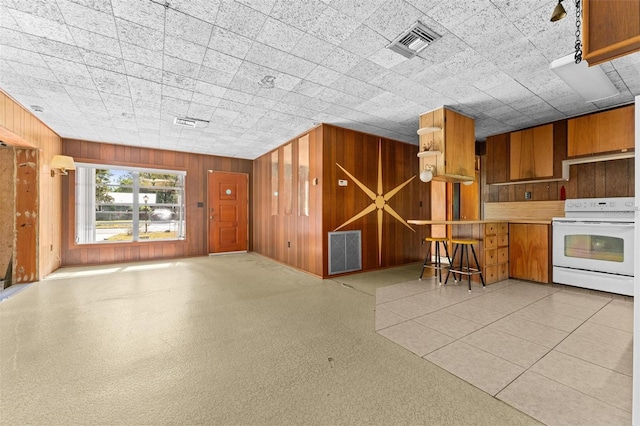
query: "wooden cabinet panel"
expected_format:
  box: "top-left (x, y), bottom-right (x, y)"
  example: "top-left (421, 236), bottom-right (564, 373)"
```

top-left (509, 223), bottom-right (550, 283)
top-left (485, 133), bottom-right (509, 184)
top-left (568, 105), bottom-right (635, 157)
top-left (583, 0), bottom-right (640, 65)
top-left (419, 107), bottom-right (475, 182)
top-left (485, 248), bottom-right (498, 266)
top-left (510, 124), bottom-right (553, 180)
top-left (509, 224), bottom-right (528, 279)
top-left (485, 235), bottom-right (497, 249)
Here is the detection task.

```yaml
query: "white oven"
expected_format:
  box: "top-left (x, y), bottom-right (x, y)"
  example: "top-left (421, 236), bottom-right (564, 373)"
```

top-left (553, 197), bottom-right (636, 296)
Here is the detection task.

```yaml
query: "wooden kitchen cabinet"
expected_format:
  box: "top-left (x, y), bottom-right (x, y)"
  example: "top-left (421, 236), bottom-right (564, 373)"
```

top-left (485, 133), bottom-right (509, 184)
top-left (567, 105), bottom-right (635, 157)
top-left (483, 222), bottom-right (509, 284)
top-left (418, 107), bottom-right (475, 182)
top-left (485, 121), bottom-right (566, 184)
top-left (510, 124), bottom-right (553, 180)
top-left (583, 0), bottom-right (640, 65)
top-left (509, 223), bottom-right (550, 283)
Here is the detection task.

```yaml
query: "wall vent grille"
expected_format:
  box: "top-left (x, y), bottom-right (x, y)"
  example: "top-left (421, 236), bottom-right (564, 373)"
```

top-left (328, 230), bottom-right (362, 275)
top-left (387, 21), bottom-right (441, 59)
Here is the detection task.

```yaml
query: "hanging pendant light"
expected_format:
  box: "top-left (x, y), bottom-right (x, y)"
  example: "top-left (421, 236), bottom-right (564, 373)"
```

top-left (550, 0), bottom-right (567, 22)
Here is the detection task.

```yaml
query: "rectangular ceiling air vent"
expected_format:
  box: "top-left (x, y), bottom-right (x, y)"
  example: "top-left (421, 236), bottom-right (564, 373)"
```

top-left (174, 117), bottom-right (197, 128)
top-left (387, 21), bottom-right (441, 59)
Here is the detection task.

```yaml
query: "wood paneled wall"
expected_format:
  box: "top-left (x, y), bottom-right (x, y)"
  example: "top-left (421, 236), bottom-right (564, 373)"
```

top-left (0, 90), bottom-right (62, 281)
top-left (252, 126), bottom-right (324, 276)
top-left (61, 139), bottom-right (252, 266)
top-left (483, 158), bottom-right (635, 202)
top-left (253, 124), bottom-right (429, 278)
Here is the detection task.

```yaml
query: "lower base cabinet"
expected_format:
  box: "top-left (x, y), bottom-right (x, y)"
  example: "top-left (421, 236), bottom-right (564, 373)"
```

top-left (509, 223), bottom-right (550, 283)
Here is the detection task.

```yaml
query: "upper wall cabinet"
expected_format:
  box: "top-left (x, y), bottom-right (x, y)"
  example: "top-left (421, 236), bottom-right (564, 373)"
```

top-left (583, 0), bottom-right (640, 65)
top-left (418, 107), bottom-right (475, 183)
top-left (510, 124), bottom-right (553, 180)
top-left (485, 121), bottom-right (567, 184)
top-left (567, 105), bottom-right (635, 157)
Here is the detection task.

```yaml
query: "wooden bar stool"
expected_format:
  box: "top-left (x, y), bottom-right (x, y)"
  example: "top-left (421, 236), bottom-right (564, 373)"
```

top-left (444, 239), bottom-right (485, 292)
top-left (419, 237), bottom-right (452, 285)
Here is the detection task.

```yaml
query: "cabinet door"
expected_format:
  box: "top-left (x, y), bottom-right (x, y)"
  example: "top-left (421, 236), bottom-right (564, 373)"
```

top-left (509, 224), bottom-right (528, 279)
top-left (444, 109), bottom-right (475, 178)
top-left (510, 125), bottom-right (553, 180)
top-left (597, 106), bottom-right (635, 153)
top-left (568, 114), bottom-right (597, 157)
top-left (583, 0), bottom-right (640, 65)
top-left (528, 224), bottom-right (549, 283)
top-left (485, 133), bottom-right (509, 184)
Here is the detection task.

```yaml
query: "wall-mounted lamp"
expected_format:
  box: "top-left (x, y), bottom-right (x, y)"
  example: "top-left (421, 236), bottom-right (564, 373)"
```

top-left (50, 155), bottom-right (76, 177)
top-left (419, 164), bottom-right (435, 183)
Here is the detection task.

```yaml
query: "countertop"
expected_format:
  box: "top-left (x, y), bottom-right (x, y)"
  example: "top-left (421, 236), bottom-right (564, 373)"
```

top-left (408, 219), bottom-right (553, 225)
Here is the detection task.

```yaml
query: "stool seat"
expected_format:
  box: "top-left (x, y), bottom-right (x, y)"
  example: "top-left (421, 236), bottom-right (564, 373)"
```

top-left (450, 239), bottom-right (478, 245)
top-left (424, 237), bottom-right (449, 242)
top-left (419, 237), bottom-right (451, 285)
top-left (444, 239), bottom-right (485, 292)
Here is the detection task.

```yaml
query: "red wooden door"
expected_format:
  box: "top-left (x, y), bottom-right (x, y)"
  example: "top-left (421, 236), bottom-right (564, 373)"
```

top-left (208, 171), bottom-right (248, 253)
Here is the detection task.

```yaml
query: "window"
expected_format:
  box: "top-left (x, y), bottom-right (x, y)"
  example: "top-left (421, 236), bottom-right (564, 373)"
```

top-left (75, 164), bottom-right (186, 244)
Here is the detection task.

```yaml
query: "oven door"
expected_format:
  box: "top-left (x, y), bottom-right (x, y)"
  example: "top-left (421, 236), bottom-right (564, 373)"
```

top-left (552, 220), bottom-right (635, 276)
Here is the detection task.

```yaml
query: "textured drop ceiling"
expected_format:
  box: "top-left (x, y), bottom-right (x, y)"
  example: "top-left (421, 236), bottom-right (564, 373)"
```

top-left (1, 0), bottom-right (639, 159)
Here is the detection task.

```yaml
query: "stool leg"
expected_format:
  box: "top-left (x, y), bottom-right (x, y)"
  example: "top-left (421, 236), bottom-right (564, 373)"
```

top-left (470, 244), bottom-right (485, 288)
top-left (444, 244), bottom-right (458, 285)
top-left (435, 241), bottom-right (442, 285)
top-left (443, 243), bottom-right (455, 283)
top-left (419, 241), bottom-right (432, 281)
top-left (465, 245), bottom-right (471, 292)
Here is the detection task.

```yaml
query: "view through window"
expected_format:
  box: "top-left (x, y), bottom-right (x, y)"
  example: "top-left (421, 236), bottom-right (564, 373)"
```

top-left (75, 164), bottom-right (186, 244)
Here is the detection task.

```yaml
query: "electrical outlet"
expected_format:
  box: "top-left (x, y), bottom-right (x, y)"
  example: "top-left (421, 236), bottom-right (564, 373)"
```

top-left (525, 191), bottom-right (532, 200)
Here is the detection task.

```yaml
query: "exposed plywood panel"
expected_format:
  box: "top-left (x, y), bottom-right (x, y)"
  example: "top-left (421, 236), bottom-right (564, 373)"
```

top-left (0, 148), bottom-right (15, 283)
top-left (14, 149), bottom-right (37, 283)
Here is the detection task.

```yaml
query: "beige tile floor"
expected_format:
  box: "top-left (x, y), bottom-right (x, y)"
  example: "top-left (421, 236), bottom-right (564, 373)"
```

top-left (376, 275), bottom-right (634, 426)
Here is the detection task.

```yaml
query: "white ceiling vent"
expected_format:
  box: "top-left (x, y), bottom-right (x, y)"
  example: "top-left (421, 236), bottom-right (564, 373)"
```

top-left (387, 21), bottom-right (441, 59)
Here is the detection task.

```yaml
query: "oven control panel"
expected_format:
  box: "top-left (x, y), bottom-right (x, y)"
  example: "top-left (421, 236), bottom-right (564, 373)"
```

top-left (565, 197), bottom-right (635, 212)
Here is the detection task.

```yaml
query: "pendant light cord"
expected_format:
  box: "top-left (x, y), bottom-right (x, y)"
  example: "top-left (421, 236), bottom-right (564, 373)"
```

top-left (574, 0), bottom-right (583, 63)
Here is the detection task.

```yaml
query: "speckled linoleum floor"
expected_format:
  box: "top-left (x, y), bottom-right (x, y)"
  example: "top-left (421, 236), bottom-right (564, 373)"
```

top-left (0, 254), bottom-right (541, 425)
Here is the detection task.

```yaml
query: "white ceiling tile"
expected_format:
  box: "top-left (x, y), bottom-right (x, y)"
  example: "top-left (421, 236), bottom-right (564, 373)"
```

top-left (191, 92), bottom-right (222, 108)
top-left (198, 66), bottom-right (236, 87)
top-left (291, 80), bottom-right (324, 97)
top-left (0, 45), bottom-right (44, 67)
top-left (8, 0), bottom-right (65, 23)
top-left (365, 0), bottom-right (424, 40)
top-left (164, 36), bottom-right (207, 64)
top-left (290, 33), bottom-right (335, 63)
top-left (256, 17), bottom-right (304, 52)
top-left (202, 49), bottom-right (243, 74)
top-left (111, 0), bottom-right (164, 30)
top-left (194, 80), bottom-right (228, 98)
top-left (304, 65), bottom-right (341, 86)
top-left (221, 89), bottom-right (254, 104)
top-left (80, 50), bottom-right (125, 73)
top-left (116, 18), bottom-right (163, 50)
top-left (330, 0), bottom-right (387, 22)
top-left (161, 96), bottom-right (191, 116)
top-left (426, 0), bottom-right (493, 30)
top-left (121, 43), bottom-right (163, 69)
top-left (207, 26), bottom-right (253, 59)
top-left (162, 71), bottom-right (196, 91)
top-left (274, 54), bottom-right (316, 79)
top-left (57, 0), bottom-right (117, 38)
top-left (235, 0), bottom-right (277, 15)
top-left (7, 8), bottom-right (74, 43)
top-left (169, 0), bottom-right (222, 23)
top-left (165, 8), bottom-right (213, 46)
top-left (163, 56), bottom-right (200, 79)
top-left (339, 24), bottom-right (388, 58)
top-left (307, 8), bottom-right (360, 45)
top-left (321, 47), bottom-right (361, 73)
top-left (270, 0), bottom-right (329, 32)
top-left (87, 67), bottom-right (129, 94)
top-left (244, 42), bottom-right (286, 70)
top-left (367, 48), bottom-right (407, 69)
top-left (214, 0), bottom-right (267, 40)
top-left (123, 61), bottom-right (163, 83)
